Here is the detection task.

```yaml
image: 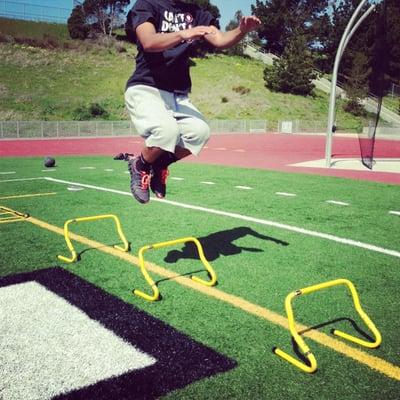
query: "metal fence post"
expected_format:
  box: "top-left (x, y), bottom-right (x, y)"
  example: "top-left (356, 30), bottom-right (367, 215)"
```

top-left (17, 121), bottom-right (19, 138)
top-left (0, 121), bottom-right (3, 138)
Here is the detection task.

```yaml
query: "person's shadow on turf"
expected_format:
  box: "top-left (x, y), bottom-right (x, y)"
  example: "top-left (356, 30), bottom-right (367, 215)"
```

top-left (164, 227), bottom-right (288, 263)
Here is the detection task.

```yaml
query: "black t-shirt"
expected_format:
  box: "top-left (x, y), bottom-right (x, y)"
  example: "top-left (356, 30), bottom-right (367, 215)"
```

top-left (126, 0), bottom-right (216, 93)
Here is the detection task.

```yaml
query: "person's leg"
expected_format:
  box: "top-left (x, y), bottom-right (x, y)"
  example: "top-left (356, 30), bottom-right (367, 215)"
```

top-left (174, 95), bottom-right (211, 157)
top-left (149, 95), bottom-right (210, 199)
top-left (125, 85), bottom-right (180, 203)
top-left (149, 121), bottom-right (209, 199)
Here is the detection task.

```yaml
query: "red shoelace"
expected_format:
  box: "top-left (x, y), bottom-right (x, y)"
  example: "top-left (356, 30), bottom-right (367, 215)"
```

top-left (140, 171), bottom-right (150, 190)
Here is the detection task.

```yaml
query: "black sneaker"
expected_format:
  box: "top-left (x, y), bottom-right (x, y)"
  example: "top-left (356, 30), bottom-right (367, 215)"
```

top-left (150, 166), bottom-right (169, 199)
top-left (128, 157), bottom-right (151, 204)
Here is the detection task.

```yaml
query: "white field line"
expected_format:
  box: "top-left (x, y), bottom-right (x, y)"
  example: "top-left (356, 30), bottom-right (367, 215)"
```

top-left (276, 192), bottom-right (297, 197)
top-left (171, 177), bottom-right (184, 181)
top-left (0, 172), bottom-right (16, 175)
top-left (0, 177), bottom-right (45, 183)
top-left (326, 200), bottom-right (350, 206)
top-left (235, 186), bottom-right (253, 190)
top-left (201, 181), bottom-right (215, 185)
top-left (80, 167), bottom-right (96, 170)
top-left (44, 177), bottom-right (400, 259)
top-left (389, 211), bottom-right (400, 216)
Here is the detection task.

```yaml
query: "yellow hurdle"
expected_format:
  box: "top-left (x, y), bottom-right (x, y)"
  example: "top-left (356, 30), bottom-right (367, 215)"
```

top-left (57, 214), bottom-right (130, 263)
top-left (0, 205), bottom-right (29, 224)
top-left (274, 278), bottom-right (382, 373)
top-left (134, 237), bottom-right (217, 301)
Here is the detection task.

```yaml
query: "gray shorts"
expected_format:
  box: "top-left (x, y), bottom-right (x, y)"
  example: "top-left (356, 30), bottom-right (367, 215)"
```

top-left (125, 85), bottom-right (210, 156)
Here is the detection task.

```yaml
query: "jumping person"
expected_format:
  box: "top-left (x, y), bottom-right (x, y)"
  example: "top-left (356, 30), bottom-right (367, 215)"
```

top-left (125, 0), bottom-right (261, 204)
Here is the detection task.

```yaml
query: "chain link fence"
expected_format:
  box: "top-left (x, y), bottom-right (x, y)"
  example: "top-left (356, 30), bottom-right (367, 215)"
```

top-left (0, 119), bottom-right (399, 139)
top-left (0, 119), bottom-right (318, 139)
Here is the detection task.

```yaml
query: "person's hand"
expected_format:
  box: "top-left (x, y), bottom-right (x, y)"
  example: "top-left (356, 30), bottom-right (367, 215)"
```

top-left (180, 25), bottom-right (215, 42)
top-left (239, 16), bottom-right (262, 34)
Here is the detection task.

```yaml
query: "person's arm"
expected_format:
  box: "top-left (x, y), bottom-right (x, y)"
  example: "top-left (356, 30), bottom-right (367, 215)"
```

top-left (204, 16), bottom-right (261, 50)
top-left (136, 22), bottom-right (215, 52)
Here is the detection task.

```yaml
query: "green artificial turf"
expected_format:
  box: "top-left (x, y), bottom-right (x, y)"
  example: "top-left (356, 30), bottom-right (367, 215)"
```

top-left (1, 156), bottom-right (399, 399)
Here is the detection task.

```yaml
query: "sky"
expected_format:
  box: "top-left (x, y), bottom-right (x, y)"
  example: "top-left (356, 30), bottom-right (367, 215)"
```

top-left (2, 0), bottom-right (254, 29)
top-left (211, 1), bottom-right (253, 30)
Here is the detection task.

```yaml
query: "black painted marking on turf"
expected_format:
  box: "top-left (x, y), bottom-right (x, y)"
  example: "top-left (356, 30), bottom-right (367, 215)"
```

top-left (0, 268), bottom-right (236, 400)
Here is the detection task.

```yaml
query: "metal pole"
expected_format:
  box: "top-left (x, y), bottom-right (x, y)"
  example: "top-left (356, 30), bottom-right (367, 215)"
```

top-left (341, 4), bottom-right (377, 59)
top-left (325, 0), bottom-right (370, 167)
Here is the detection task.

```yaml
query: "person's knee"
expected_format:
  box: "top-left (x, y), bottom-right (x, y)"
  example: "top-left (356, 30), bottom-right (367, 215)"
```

top-left (145, 120), bottom-right (180, 152)
top-left (187, 120), bottom-right (210, 144)
top-left (153, 120), bottom-right (180, 141)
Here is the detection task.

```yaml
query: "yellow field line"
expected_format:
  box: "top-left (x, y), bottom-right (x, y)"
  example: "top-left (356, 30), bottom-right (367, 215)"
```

top-left (0, 218), bottom-right (26, 224)
top-left (0, 192), bottom-right (57, 200)
top-left (26, 215), bottom-right (400, 381)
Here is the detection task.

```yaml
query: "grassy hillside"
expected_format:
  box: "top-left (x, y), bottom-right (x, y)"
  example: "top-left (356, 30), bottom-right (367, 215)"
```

top-left (0, 18), bottom-right (368, 131)
top-left (0, 17), bottom-right (70, 41)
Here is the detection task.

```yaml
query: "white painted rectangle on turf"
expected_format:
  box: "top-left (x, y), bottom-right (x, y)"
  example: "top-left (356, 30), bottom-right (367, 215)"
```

top-left (0, 282), bottom-right (156, 400)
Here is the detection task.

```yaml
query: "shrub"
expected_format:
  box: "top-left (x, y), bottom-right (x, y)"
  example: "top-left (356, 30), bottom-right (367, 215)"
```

top-left (0, 32), bottom-right (15, 44)
top-left (73, 102), bottom-right (109, 120)
top-left (13, 35), bottom-right (61, 49)
top-left (115, 41), bottom-right (127, 53)
top-left (232, 86), bottom-right (251, 95)
top-left (343, 99), bottom-right (367, 117)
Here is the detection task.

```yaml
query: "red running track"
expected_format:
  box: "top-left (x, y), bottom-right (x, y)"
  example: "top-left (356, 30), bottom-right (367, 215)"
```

top-left (0, 133), bottom-right (399, 184)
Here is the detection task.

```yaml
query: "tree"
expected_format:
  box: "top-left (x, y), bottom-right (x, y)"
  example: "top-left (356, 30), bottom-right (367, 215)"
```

top-left (264, 32), bottom-right (317, 95)
top-left (343, 50), bottom-right (370, 116)
top-left (67, 5), bottom-right (89, 40)
top-left (224, 10), bottom-right (244, 56)
top-left (367, 0), bottom-right (400, 96)
top-left (251, 0), bottom-right (329, 55)
top-left (322, 0), bottom-right (363, 74)
top-left (82, 0), bottom-right (130, 36)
